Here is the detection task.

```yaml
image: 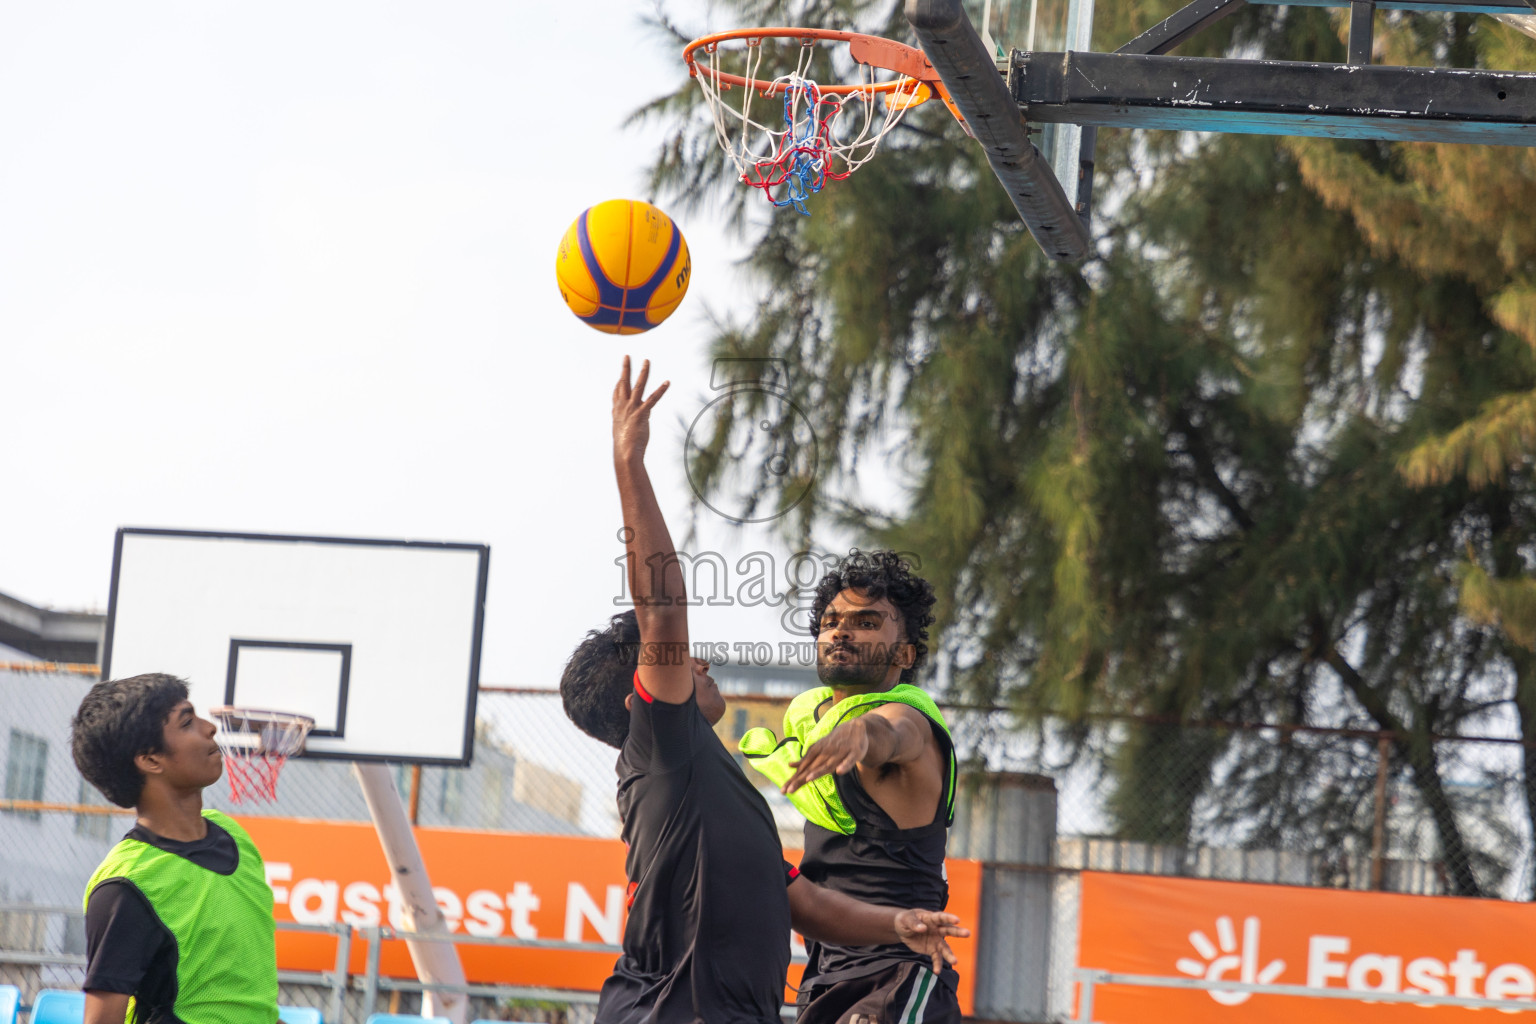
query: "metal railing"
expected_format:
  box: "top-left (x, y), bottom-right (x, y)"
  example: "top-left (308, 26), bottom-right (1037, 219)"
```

top-left (356, 927), bottom-right (618, 1014)
top-left (357, 925), bottom-right (810, 1020)
top-left (278, 921), bottom-right (354, 1024)
top-left (1074, 968), bottom-right (1536, 1021)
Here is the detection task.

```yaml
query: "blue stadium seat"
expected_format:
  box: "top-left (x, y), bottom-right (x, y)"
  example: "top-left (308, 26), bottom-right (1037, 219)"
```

top-left (364, 1016), bottom-right (449, 1024)
top-left (278, 1007), bottom-right (323, 1024)
top-left (0, 986), bottom-right (19, 1024)
top-left (28, 990), bottom-right (84, 1024)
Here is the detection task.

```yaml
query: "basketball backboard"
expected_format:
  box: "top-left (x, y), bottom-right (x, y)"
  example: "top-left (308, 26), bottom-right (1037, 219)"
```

top-left (965, 0), bottom-right (1095, 204)
top-left (102, 528), bottom-right (490, 765)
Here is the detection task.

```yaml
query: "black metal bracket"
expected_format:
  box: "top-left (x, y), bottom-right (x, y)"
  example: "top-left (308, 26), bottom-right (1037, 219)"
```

top-left (1012, 51), bottom-right (1536, 146)
top-left (1348, 0), bottom-right (1377, 64)
top-left (1119, 0), bottom-right (1251, 56)
top-left (1072, 0), bottom-right (1251, 239)
top-left (907, 0), bottom-right (1093, 261)
top-left (907, 0), bottom-right (1536, 259)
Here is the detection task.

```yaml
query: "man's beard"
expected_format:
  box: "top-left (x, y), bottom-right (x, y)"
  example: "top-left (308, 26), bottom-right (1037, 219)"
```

top-left (816, 642), bottom-right (895, 688)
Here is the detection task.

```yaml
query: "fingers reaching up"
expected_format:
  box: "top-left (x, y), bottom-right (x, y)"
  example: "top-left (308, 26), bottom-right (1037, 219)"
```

top-left (613, 356), bottom-right (671, 463)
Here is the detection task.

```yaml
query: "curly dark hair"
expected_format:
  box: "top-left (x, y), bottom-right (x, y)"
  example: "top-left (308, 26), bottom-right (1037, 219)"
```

top-left (71, 673), bottom-right (189, 808)
top-left (560, 610), bottom-right (642, 749)
top-left (809, 550), bottom-right (937, 685)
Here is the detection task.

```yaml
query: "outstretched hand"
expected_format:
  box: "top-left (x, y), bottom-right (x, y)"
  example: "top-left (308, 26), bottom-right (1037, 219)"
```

top-left (782, 718), bottom-right (870, 795)
top-left (613, 356), bottom-right (670, 464)
top-left (894, 909), bottom-right (970, 974)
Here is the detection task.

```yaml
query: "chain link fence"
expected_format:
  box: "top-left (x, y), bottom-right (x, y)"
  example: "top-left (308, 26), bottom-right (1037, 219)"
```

top-left (3, 660), bottom-right (1533, 1022)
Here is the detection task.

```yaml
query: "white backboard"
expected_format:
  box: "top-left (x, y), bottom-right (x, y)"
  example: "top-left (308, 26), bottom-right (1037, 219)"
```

top-left (103, 528), bottom-right (490, 764)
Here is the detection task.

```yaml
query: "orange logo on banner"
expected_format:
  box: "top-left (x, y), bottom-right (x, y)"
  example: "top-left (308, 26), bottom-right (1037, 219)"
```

top-left (236, 817), bottom-right (980, 1013)
top-left (1079, 872), bottom-right (1536, 1022)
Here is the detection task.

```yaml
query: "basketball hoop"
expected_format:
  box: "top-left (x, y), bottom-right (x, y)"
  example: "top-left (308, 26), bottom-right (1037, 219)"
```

top-left (683, 27), bottom-right (966, 213)
top-left (209, 706), bottom-right (314, 804)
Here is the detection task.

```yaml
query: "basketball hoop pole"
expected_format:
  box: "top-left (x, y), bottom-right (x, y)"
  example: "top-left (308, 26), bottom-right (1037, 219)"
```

top-left (353, 762), bottom-right (469, 1024)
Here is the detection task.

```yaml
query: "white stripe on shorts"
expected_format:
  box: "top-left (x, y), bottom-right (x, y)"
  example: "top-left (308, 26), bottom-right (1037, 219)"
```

top-left (899, 966), bottom-right (936, 1024)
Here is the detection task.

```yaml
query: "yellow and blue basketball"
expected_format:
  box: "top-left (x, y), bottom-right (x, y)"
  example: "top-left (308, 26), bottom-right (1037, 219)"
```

top-left (555, 199), bottom-right (692, 335)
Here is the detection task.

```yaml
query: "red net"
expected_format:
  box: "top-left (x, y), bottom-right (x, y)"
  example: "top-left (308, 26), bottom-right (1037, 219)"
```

top-left (210, 707), bottom-right (313, 805)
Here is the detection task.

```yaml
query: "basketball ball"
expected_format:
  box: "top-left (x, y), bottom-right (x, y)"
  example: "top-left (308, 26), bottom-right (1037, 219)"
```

top-left (555, 199), bottom-right (692, 335)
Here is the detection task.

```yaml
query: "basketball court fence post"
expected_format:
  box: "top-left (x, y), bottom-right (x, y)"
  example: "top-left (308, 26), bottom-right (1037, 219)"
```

top-left (1077, 969), bottom-right (1100, 1022)
top-left (361, 927), bottom-right (383, 1018)
top-left (329, 923), bottom-right (352, 1024)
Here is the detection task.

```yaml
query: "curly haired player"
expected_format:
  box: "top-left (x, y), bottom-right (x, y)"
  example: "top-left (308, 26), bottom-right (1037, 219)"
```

top-left (740, 550), bottom-right (962, 1024)
top-left (560, 358), bottom-right (967, 1024)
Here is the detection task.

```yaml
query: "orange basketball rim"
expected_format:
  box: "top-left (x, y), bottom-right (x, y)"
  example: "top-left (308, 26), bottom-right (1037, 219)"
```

top-left (682, 26), bottom-right (966, 124)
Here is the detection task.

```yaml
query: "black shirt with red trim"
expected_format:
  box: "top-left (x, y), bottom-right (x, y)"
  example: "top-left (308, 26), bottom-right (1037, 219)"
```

top-left (596, 675), bottom-right (792, 1024)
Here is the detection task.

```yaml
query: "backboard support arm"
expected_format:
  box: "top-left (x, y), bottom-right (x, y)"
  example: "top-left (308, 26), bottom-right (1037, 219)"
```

top-left (1072, 0), bottom-right (1252, 251)
top-left (1012, 51), bottom-right (1536, 146)
top-left (907, 0), bottom-right (1093, 261)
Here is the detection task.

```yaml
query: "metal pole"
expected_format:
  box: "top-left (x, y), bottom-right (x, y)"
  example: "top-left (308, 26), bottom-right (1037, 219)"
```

top-left (1370, 733), bottom-right (1390, 890)
top-left (362, 926), bottom-right (382, 1018)
top-left (408, 765), bottom-right (422, 824)
top-left (354, 763), bottom-right (469, 1023)
top-left (329, 924), bottom-right (352, 1024)
top-left (1348, 0), bottom-right (1376, 64)
top-left (1078, 969), bottom-right (1098, 1023)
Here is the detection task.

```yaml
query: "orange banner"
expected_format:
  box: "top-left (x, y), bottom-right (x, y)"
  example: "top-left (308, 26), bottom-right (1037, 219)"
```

top-left (236, 817), bottom-right (979, 1012)
top-left (1079, 872), bottom-right (1536, 1022)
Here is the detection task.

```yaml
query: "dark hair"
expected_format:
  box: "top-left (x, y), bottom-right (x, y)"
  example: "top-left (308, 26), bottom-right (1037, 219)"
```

top-left (71, 673), bottom-right (190, 808)
top-left (560, 611), bottom-right (641, 749)
top-left (810, 550), bottom-right (937, 685)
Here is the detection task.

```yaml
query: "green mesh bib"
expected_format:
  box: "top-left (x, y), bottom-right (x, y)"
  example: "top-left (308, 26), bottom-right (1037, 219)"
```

top-left (739, 684), bottom-right (956, 834)
top-left (84, 809), bottom-right (278, 1024)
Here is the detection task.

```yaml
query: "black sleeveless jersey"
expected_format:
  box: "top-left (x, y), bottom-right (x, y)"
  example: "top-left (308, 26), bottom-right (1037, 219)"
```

top-left (796, 716), bottom-right (958, 992)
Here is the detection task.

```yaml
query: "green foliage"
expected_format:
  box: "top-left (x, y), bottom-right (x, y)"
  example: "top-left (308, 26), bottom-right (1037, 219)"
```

top-left (643, 0), bottom-right (1536, 895)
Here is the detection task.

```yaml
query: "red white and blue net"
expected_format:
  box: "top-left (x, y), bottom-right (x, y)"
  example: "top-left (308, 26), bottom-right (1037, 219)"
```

top-left (688, 33), bottom-right (926, 214)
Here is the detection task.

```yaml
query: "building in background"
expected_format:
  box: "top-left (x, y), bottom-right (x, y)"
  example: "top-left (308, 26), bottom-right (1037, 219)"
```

top-left (0, 589), bottom-right (103, 664)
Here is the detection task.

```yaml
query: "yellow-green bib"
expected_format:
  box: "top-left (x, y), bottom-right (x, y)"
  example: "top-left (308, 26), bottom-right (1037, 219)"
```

top-left (739, 684), bottom-right (956, 834)
top-left (84, 809), bottom-right (277, 1024)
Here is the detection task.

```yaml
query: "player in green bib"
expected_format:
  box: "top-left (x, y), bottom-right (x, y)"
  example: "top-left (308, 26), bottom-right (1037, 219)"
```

top-left (740, 551), bottom-right (963, 1024)
top-left (71, 673), bottom-right (279, 1024)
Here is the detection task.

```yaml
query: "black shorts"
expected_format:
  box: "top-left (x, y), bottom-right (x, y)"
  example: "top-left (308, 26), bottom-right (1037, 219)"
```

top-left (795, 961), bottom-right (960, 1024)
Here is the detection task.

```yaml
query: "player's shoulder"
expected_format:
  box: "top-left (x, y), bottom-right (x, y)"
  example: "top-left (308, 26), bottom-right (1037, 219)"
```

top-left (869, 699), bottom-right (934, 728)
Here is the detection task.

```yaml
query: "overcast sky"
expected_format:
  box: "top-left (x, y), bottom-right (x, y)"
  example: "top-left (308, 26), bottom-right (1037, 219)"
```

top-left (0, 2), bottom-right (857, 701)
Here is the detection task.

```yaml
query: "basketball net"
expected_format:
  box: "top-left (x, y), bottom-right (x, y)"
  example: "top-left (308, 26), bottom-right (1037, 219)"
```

top-left (210, 707), bottom-right (314, 804)
top-left (690, 36), bottom-right (927, 214)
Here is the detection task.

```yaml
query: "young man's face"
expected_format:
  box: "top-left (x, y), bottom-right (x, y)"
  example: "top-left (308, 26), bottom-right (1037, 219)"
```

top-left (691, 657), bottom-right (726, 726)
top-left (139, 701), bottom-right (224, 792)
top-left (815, 588), bottom-right (912, 691)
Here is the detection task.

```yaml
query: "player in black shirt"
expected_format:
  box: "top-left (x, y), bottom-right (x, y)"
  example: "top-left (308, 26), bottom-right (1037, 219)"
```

top-left (559, 359), bottom-right (967, 1024)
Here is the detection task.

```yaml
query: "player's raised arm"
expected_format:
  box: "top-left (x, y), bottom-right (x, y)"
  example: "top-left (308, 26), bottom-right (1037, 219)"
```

top-left (612, 356), bottom-right (692, 704)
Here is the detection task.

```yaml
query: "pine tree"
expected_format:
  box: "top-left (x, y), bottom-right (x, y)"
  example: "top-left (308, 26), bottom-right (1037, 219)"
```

top-left (643, 0), bottom-right (1536, 896)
